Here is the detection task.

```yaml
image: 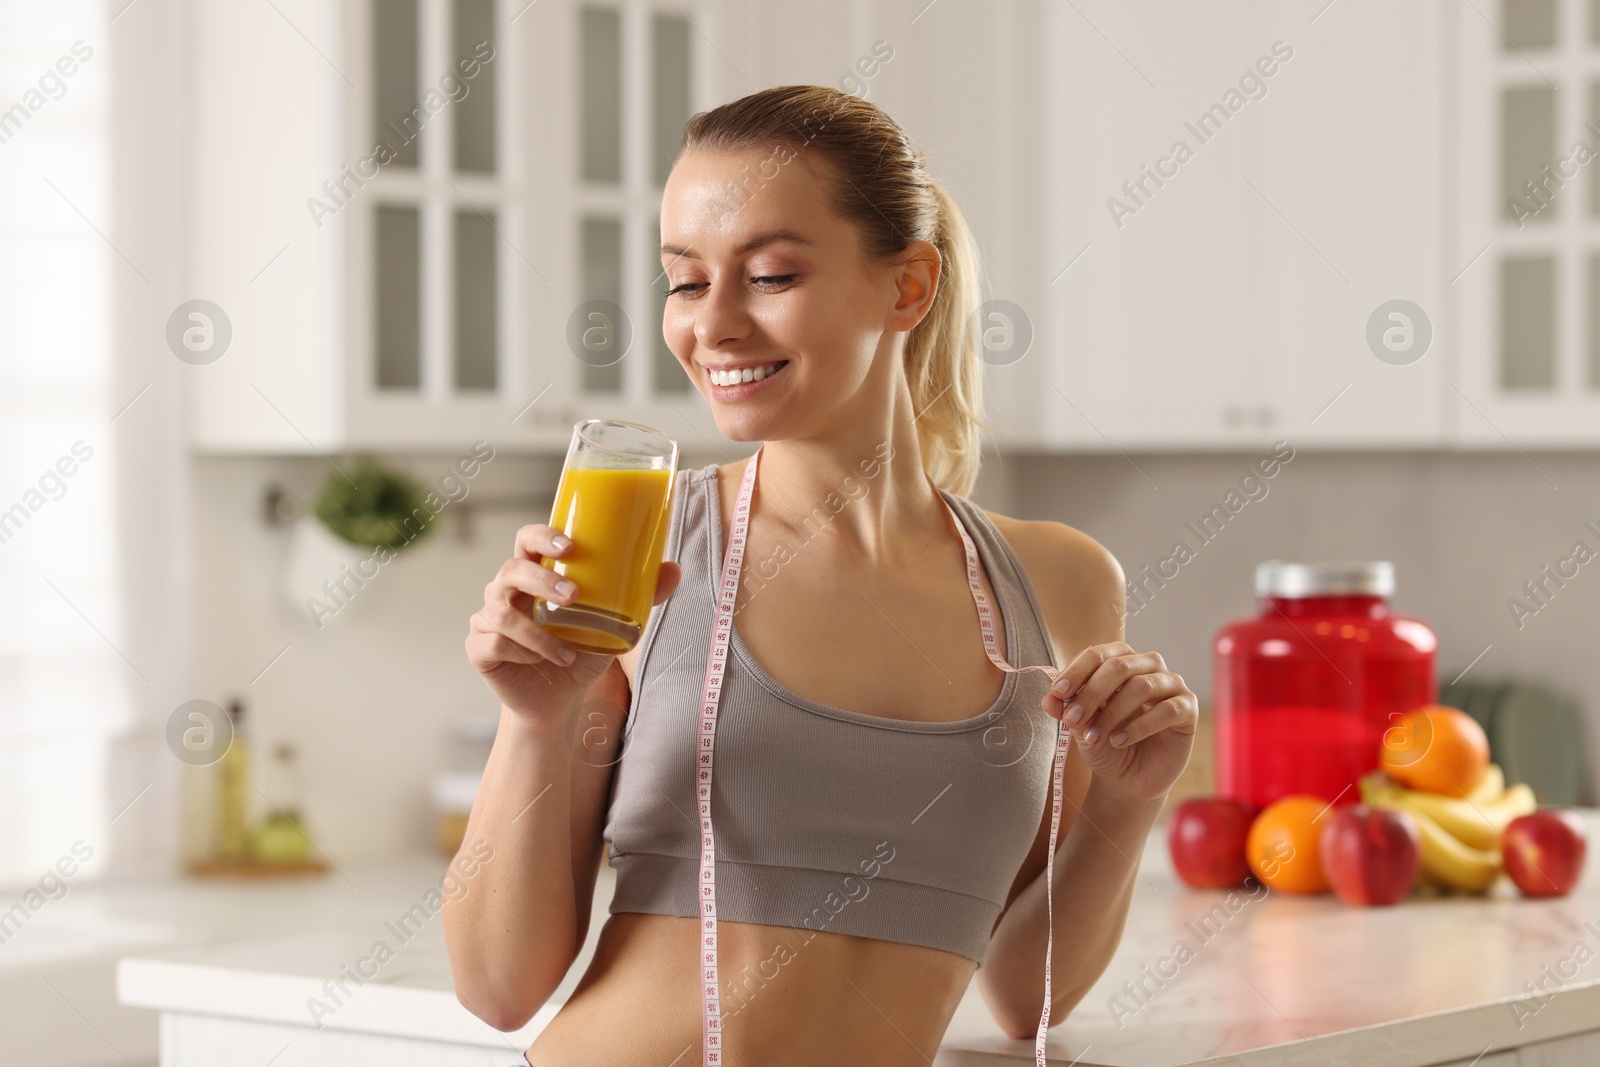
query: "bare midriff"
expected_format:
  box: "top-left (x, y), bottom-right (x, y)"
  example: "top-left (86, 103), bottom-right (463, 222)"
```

top-left (524, 912), bottom-right (976, 1066)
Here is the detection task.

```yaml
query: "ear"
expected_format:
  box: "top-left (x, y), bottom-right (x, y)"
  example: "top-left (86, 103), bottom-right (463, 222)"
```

top-left (885, 239), bottom-right (941, 333)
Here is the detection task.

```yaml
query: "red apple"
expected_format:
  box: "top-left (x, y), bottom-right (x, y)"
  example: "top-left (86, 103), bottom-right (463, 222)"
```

top-left (1167, 798), bottom-right (1255, 889)
top-left (1503, 809), bottom-right (1588, 898)
top-left (1318, 805), bottom-right (1421, 906)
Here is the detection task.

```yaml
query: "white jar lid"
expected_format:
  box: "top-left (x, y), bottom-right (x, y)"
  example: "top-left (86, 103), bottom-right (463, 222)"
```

top-left (1254, 560), bottom-right (1394, 598)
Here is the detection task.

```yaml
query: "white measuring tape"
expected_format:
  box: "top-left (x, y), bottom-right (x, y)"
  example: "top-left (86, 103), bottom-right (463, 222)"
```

top-left (695, 444), bottom-right (1070, 1066)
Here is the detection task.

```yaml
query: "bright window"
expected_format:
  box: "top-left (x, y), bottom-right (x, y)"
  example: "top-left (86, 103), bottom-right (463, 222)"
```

top-left (0, 0), bottom-right (120, 887)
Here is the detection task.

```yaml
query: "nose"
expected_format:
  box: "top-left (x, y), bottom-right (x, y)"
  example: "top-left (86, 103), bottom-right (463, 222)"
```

top-left (693, 273), bottom-right (754, 353)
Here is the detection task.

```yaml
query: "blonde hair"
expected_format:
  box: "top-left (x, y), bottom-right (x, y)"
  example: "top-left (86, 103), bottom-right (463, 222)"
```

top-left (676, 85), bottom-right (997, 497)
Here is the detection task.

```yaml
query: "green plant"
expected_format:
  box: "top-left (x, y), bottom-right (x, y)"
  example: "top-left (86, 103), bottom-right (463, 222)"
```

top-left (311, 458), bottom-right (436, 552)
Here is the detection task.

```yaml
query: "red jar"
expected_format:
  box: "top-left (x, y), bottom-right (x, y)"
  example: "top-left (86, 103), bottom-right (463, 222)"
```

top-left (1213, 561), bottom-right (1437, 810)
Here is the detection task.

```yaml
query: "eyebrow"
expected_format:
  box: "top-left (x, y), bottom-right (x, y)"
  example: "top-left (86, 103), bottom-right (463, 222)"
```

top-left (660, 230), bottom-right (813, 260)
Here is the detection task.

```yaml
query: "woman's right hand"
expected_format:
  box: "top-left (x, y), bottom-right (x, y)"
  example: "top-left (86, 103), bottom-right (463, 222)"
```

top-left (465, 523), bottom-right (682, 723)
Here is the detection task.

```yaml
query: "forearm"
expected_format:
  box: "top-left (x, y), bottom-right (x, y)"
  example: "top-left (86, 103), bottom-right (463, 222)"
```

top-left (442, 703), bottom-right (578, 1025)
top-left (979, 781), bottom-right (1166, 1034)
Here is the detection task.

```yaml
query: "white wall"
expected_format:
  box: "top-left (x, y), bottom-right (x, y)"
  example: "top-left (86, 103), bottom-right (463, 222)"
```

top-left (186, 450), bottom-right (554, 863)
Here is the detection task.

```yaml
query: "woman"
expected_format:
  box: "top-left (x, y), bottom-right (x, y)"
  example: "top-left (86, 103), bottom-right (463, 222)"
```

top-left (445, 85), bottom-right (1198, 1066)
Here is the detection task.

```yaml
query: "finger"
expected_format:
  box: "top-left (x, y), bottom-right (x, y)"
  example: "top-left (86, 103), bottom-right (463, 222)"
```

top-left (466, 627), bottom-right (545, 672)
top-left (1079, 671), bottom-right (1185, 745)
top-left (513, 523), bottom-right (572, 563)
top-left (474, 629), bottom-right (564, 687)
top-left (1081, 668), bottom-right (1182, 738)
top-left (468, 603), bottom-right (552, 664)
top-left (1103, 695), bottom-right (1198, 749)
top-left (466, 626), bottom-right (543, 674)
top-left (1047, 641), bottom-right (1133, 706)
top-left (492, 557), bottom-right (578, 606)
top-left (470, 596), bottom-right (576, 666)
top-left (652, 561), bottom-right (682, 606)
top-left (1061, 649), bottom-right (1163, 727)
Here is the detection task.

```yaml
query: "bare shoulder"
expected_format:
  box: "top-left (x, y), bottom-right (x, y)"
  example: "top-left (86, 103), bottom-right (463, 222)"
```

top-left (982, 510), bottom-right (1127, 658)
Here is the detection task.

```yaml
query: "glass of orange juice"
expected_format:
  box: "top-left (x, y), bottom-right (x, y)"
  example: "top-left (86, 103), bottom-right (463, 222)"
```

top-left (533, 419), bottom-right (679, 655)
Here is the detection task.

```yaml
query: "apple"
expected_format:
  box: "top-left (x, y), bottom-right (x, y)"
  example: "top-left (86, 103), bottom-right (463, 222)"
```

top-left (1318, 805), bottom-right (1421, 906)
top-left (1503, 809), bottom-right (1588, 898)
top-left (1167, 798), bottom-right (1255, 889)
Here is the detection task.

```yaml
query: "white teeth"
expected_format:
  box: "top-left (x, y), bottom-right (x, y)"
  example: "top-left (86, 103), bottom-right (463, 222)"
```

top-left (710, 362), bottom-right (784, 386)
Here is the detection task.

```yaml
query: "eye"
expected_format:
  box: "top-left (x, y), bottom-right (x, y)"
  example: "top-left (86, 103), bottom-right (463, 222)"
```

top-left (662, 274), bottom-right (797, 297)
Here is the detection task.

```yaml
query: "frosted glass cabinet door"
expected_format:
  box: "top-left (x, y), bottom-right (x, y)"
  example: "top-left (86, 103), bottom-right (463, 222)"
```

top-left (558, 0), bottom-right (720, 445)
top-left (1455, 0), bottom-right (1600, 445)
top-left (375, 206), bottom-right (423, 391)
top-left (340, 0), bottom-right (586, 449)
top-left (184, 0), bottom-right (727, 452)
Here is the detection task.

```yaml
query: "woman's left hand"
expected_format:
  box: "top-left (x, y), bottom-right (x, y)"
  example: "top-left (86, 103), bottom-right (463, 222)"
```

top-left (1043, 642), bottom-right (1199, 803)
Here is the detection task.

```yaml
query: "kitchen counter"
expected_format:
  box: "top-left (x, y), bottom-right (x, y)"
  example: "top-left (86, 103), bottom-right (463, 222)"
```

top-left (117, 811), bottom-right (1600, 1066)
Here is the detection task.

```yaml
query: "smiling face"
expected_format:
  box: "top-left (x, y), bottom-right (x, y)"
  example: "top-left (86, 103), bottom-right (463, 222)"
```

top-left (659, 146), bottom-right (935, 443)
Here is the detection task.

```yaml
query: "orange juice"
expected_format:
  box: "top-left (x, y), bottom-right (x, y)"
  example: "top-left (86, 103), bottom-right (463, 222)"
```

top-left (536, 465), bottom-right (674, 654)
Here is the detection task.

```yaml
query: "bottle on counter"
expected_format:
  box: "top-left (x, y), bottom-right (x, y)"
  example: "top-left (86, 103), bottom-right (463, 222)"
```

top-left (1213, 561), bottom-right (1437, 810)
top-left (253, 742), bottom-right (313, 864)
top-left (216, 697), bottom-right (251, 861)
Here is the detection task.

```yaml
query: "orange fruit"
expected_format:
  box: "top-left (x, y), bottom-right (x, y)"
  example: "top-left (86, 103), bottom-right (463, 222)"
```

top-left (1246, 795), bottom-right (1330, 894)
top-left (1378, 704), bottom-right (1489, 798)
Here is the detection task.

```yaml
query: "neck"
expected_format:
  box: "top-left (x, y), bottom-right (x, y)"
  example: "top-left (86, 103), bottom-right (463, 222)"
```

top-left (744, 384), bottom-right (947, 563)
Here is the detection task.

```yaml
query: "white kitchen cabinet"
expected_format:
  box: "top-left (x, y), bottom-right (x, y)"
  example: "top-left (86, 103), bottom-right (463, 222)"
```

top-left (1453, 0), bottom-right (1600, 447)
top-left (186, 0), bottom-right (1044, 456)
top-left (187, 0), bottom-right (723, 455)
top-left (199, 1), bottom-right (1573, 457)
top-left (1239, 0), bottom-right (1445, 448)
top-left (186, 0), bottom-right (348, 453)
top-left (1037, 0), bottom-right (1447, 452)
top-left (1039, 1), bottom-right (1269, 451)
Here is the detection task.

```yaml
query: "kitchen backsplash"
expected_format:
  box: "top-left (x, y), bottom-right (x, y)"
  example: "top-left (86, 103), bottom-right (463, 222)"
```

top-left (186, 447), bottom-right (1600, 864)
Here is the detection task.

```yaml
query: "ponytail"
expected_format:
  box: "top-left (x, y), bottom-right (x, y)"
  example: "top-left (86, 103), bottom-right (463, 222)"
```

top-left (904, 179), bottom-right (995, 497)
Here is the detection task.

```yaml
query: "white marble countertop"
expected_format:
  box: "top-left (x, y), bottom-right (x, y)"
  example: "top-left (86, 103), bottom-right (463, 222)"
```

top-left (115, 810), bottom-right (1600, 1066)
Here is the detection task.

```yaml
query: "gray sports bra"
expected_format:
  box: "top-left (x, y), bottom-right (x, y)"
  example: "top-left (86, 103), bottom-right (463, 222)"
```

top-left (601, 462), bottom-right (1062, 965)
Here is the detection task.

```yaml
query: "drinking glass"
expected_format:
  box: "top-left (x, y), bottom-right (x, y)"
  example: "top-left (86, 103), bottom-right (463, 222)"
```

top-left (533, 419), bottom-right (679, 655)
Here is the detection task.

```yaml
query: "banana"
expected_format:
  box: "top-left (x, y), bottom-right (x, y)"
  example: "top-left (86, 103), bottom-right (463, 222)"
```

top-left (1384, 783), bottom-right (1534, 852)
top-left (1468, 763), bottom-right (1505, 805)
top-left (1359, 764), bottom-right (1533, 852)
top-left (1373, 801), bottom-right (1502, 892)
top-left (1354, 763), bottom-right (1515, 893)
top-left (1361, 763), bottom-right (1506, 805)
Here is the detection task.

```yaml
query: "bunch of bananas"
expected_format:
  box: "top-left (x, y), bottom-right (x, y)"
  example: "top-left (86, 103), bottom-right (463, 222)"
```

top-left (1358, 764), bottom-right (1536, 892)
